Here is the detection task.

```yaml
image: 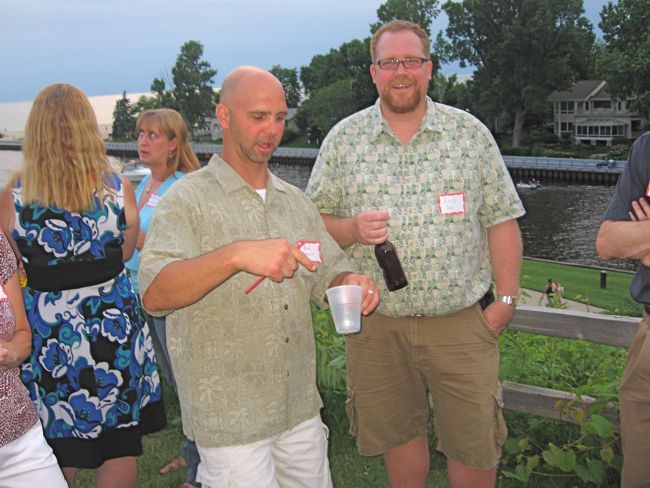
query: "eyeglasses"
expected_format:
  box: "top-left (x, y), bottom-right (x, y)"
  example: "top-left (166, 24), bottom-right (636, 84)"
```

top-left (375, 57), bottom-right (428, 70)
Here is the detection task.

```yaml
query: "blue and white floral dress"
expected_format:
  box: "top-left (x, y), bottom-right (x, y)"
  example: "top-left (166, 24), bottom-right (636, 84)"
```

top-left (11, 174), bottom-right (165, 468)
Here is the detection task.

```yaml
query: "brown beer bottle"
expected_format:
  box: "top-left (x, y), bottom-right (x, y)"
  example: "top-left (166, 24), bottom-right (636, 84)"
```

top-left (374, 240), bottom-right (408, 291)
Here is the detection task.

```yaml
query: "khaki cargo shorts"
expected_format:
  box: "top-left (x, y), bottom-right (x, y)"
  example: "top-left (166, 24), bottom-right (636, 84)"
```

top-left (345, 305), bottom-right (507, 469)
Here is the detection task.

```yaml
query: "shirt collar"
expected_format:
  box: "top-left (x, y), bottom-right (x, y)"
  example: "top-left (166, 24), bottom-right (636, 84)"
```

top-left (205, 153), bottom-right (289, 196)
top-left (370, 97), bottom-right (444, 141)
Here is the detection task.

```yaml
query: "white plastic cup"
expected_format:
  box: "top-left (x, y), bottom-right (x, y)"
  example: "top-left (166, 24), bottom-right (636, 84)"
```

top-left (326, 285), bottom-right (362, 335)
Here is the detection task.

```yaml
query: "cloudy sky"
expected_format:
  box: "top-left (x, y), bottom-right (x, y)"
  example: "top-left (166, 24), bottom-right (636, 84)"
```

top-left (1, 0), bottom-right (612, 103)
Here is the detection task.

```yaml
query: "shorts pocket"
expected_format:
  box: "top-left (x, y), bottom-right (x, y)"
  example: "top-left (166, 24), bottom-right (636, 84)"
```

top-left (475, 304), bottom-right (499, 341)
top-left (493, 383), bottom-right (508, 448)
top-left (321, 422), bottom-right (330, 440)
top-left (345, 389), bottom-right (358, 438)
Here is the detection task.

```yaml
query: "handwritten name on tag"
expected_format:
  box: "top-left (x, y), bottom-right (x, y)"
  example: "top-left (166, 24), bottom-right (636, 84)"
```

top-left (438, 192), bottom-right (466, 215)
top-left (146, 193), bottom-right (162, 208)
top-left (297, 241), bottom-right (321, 262)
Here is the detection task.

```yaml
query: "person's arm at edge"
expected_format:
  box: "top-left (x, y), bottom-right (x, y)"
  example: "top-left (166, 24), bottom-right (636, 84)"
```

top-left (483, 218), bottom-right (522, 334)
top-left (597, 216), bottom-right (650, 262)
top-left (597, 134), bottom-right (650, 262)
top-left (0, 271), bottom-right (31, 368)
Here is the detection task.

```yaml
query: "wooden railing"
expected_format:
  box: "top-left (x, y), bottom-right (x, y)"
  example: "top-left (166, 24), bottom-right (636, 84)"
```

top-left (502, 305), bottom-right (639, 431)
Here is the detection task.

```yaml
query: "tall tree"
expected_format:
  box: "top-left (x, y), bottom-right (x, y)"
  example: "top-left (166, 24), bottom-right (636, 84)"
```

top-left (171, 41), bottom-right (217, 138)
top-left (597, 0), bottom-right (650, 119)
top-left (111, 91), bottom-right (136, 140)
top-left (440, 0), bottom-right (595, 147)
top-left (149, 76), bottom-right (176, 110)
top-left (295, 79), bottom-right (359, 144)
top-left (298, 38), bottom-right (376, 139)
top-left (300, 38), bottom-right (373, 103)
top-left (270, 65), bottom-right (302, 107)
top-left (371, 0), bottom-right (440, 36)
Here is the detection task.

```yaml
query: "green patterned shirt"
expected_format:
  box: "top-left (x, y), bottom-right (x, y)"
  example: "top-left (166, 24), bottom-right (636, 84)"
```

top-left (306, 98), bottom-right (525, 317)
top-left (139, 155), bottom-right (352, 447)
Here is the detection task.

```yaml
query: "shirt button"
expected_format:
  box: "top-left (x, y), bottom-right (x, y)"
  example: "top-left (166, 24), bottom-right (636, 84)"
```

top-left (284, 304), bottom-right (289, 310)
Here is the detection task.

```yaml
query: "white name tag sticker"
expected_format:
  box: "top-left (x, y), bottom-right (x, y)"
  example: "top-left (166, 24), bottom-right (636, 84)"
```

top-left (438, 192), bottom-right (466, 215)
top-left (0, 284), bottom-right (7, 301)
top-left (297, 240), bottom-right (321, 262)
top-left (145, 193), bottom-right (162, 208)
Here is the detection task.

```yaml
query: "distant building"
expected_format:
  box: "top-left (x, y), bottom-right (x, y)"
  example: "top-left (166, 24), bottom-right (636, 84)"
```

top-left (0, 92), bottom-right (151, 140)
top-left (201, 108), bottom-right (298, 142)
top-left (547, 80), bottom-right (648, 146)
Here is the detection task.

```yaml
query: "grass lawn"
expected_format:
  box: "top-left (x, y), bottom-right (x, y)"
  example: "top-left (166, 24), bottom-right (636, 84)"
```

top-left (521, 258), bottom-right (641, 316)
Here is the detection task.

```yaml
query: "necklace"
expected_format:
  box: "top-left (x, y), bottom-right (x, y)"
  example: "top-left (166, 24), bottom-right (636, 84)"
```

top-left (144, 177), bottom-right (163, 194)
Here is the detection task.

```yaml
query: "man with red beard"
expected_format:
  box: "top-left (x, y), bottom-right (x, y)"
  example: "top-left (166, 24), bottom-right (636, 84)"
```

top-left (306, 20), bottom-right (524, 488)
top-left (139, 66), bottom-right (379, 487)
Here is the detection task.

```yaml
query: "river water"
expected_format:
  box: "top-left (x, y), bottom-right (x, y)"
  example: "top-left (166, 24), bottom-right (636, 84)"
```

top-left (0, 150), bottom-right (633, 272)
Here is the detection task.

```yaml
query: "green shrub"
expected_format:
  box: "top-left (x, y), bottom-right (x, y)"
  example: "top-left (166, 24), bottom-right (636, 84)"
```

top-left (502, 146), bottom-right (533, 156)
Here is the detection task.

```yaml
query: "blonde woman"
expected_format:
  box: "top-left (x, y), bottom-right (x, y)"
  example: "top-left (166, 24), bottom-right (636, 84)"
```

top-left (124, 108), bottom-right (200, 487)
top-left (0, 83), bottom-right (165, 488)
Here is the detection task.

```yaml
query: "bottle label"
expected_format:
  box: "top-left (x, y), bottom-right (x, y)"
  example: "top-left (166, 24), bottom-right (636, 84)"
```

top-left (438, 192), bottom-right (465, 215)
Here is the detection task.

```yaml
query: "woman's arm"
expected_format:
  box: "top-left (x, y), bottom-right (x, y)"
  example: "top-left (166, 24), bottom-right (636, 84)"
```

top-left (0, 271), bottom-right (31, 369)
top-left (120, 176), bottom-right (140, 262)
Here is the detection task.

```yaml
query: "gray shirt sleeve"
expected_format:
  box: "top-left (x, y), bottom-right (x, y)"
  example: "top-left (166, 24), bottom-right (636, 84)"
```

top-left (603, 132), bottom-right (650, 221)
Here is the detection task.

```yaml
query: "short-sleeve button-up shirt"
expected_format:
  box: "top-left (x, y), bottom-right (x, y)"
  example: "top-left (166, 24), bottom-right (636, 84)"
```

top-left (139, 155), bottom-right (352, 447)
top-left (307, 98), bottom-right (525, 317)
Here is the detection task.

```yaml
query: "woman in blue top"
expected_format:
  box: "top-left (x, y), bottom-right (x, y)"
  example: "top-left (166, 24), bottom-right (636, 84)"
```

top-left (124, 108), bottom-right (201, 487)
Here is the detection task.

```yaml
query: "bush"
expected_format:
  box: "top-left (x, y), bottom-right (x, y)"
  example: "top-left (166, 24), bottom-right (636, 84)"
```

top-left (528, 130), bottom-right (560, 145)
top-left (502, 146), bottom-right (532, 156)
top-left (281, 126), bottom-right (302, 145)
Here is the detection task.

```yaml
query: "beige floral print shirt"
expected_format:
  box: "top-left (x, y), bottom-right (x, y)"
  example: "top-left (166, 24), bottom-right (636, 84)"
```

top-left (139, 155), bottom-right (352, 447)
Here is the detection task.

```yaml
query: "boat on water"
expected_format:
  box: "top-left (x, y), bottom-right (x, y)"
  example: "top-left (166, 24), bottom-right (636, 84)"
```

top-left (121, 161), bottom-right (150, 185)
top-left (516, 180), bottom-right (542, 190)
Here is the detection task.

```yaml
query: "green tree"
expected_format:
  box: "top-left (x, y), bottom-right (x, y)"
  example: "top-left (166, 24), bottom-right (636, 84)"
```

top-left (440, 0), bottom-right (595, 147)
top-left (296, 79), bottom-right (359, 145)
top-left (300, 38), bottom-right (373, 102)
top-left (270, 65), bottom-right (302, 107)
top-left (111, 91), bottom-right (136, 140)
top-left (131, 94), bottom-right (162, 115)
top-left (171, 40), bottom-right (217, 138)
top-left (298, 38), bottom-right (376, 139)
top-left (371, 0), bottom-right (440, 36)
top-left (149, 76), bottom-right (176, 109)
top-left (597, 0), bottom-right (650, 119)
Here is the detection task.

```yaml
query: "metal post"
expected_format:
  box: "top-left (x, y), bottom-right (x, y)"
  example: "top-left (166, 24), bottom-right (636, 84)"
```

top-left (600, 270), bottom-right (607, 289)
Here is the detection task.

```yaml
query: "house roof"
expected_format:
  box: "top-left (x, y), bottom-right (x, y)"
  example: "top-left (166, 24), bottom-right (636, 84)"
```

top-left (547, 80), bottom-right (610, 102)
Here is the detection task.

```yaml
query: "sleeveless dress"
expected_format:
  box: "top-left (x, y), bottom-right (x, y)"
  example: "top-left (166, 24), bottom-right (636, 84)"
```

top-left (11, 174), bottom-right (165, 468)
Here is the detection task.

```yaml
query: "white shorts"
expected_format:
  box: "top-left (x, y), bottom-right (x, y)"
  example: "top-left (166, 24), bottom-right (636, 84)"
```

top-left (0, 423), bottom-right (67, 487)
top-left (196, 415), bottom-right (332, 488)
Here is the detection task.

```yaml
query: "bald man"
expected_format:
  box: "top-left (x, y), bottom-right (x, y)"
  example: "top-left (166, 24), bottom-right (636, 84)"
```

top-left (138, 66), bottom-right (379, 487)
